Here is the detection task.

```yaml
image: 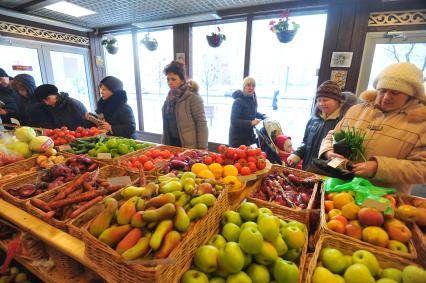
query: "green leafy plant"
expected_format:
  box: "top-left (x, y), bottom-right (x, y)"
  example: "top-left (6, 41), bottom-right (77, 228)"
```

top-left (333, 127), bottom-right (367, 162)
top-left (269, 9), bottom-right (300, 33)
top-left (101, 34), bottom-right (117, 47)
top-left (209, 27), bottom-right (226, 42)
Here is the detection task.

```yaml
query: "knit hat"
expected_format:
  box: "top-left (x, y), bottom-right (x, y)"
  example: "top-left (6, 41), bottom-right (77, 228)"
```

top-left (0, 68), bottom-right (9, 78)
top-left (13, 74), bottom-right (36, 97)
top-left (34, 84), bottom-right (58, 100)
top-left (374, 62), bottom-right (426, 102)
top-left (100, 76), bottom-right (123, 93)
top-left (316, 80), bottom-right (343, 102)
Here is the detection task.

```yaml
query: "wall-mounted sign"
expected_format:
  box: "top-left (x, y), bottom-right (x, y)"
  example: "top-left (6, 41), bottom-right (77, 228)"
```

top-left (331, 69), bottom-right (348, 89)
top-left (12, 65), bottom-right (33, 71)
top-left (330, 52), bottom-right (353, 68)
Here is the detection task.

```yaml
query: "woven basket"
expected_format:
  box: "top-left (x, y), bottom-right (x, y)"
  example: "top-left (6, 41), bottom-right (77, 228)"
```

top-left (246, 165), bottom-right (319, 227)
top-left (45, 245), bottom-right (83, 278)
top-left (82, 188), bottom-right (229, 283)
top-left (26, 166), bottom-right (139, 232)
top-left (306, 235), bottom-right (421, 283)
top-left (320, 190), bottom-right (417, 259)
top-left (0, 156), bottom-right (39, 185)
top-left (92, 142), bottom-right (156, 166)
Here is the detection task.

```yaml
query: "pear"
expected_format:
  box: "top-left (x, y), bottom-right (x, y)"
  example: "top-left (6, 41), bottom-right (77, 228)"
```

top-left (352, 250), bottom-right (380, 277)
top-left (246, 263), bottom-right (270, 283)
top-left (344, 263), bottom-right (375, 283)
top-left (218, 242), bottom-right (244, 274)
top-left (312, 267), bottom-right (338, 283)
top-left (401, 265), bottom-right (426, 283)
top-left (320, 248), bottom-right (349, 274)
top-left (254, 241), bottom-right (278, 265)
top-left (380, 268), bottom-right (402, 283)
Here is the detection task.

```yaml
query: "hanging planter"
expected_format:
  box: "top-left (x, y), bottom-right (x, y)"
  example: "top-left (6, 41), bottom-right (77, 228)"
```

top-left (101, 34), bottom-right (119, 54)
top-left (269, 9), bottom-right (300, 44)
top-left (140, 33), bottom-right (158, 51)
top-left (206, 27), bottom-right (226, 48)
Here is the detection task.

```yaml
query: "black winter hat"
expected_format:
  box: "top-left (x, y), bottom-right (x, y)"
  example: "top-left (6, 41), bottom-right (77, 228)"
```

top-left (34, 84), bottom-right (58, 100)
top-left (13, 74), bottom-right (36, 96)
top-left (100, 76), bottom-right (123, 93)
top-left (0, 68), bottom-right (9, 78)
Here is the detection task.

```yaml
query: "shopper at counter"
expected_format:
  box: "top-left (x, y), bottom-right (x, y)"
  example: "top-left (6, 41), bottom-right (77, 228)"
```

top-left (287, 80), bottom-right (357, 171)
top-left (319, 62), bottom-right (426, 194)
top-left (11, 74), bottom-right (37, 125)
top-left (29, 84), bottom-right (89, 130)
top-left (161, 61), bottom-right (208, 149)
top-left (229, 77), bottom-right (266, 147)
top-left (0, 68), bottom-right (20, 126)
top-left (94, 76), bottom-right (136, 139)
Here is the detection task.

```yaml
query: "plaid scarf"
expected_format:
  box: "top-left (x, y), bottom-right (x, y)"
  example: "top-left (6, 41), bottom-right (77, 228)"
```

top-left (165, 83), bottom-right (187, 114)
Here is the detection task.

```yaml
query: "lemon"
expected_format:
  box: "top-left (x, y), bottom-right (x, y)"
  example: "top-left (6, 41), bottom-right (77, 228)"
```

top-left (191, 163), bottom-right (208, 174)
top-left (208, 163), bottom-right (223, 178)
top-left (223, 175), bottom-right (242, 191)
top-left (223, 165), bottom-right (238, 177)
top-left (198, 169), bottom-right (215, 179)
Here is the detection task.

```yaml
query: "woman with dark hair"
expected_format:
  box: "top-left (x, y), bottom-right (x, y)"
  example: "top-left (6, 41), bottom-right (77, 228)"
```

top-left (11, 74), bottom-right (37, 125)
top-left (162, 61), bottom-right (208, 149)
top-left (93, 76), bottom-right (136, 138)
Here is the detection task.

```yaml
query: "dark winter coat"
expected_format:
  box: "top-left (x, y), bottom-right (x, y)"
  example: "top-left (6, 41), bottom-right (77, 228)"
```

top-left (28, 93), bottom-right (89, 130)
top-left (294, 92), bottom-right (358, 171)
top-left (161, 80), bottom-right (208, 149)
top-left (229, 90), bottom-right (265, 147)
top-left (12, 74), bottom-right (37, 125)
top-left (0, 86), bottom-right (20, 125)
top-left (96, 90), bottom-right (136, 139)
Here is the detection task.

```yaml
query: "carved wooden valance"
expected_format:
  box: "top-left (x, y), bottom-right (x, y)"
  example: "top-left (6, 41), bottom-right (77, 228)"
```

top-left (369, 10), bottom-right (426, 26)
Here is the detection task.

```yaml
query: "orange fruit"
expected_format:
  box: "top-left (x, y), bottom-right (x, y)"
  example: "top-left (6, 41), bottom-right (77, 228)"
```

top-left (208, 163), bottom-right (223, 178)
top-left (191, 163), bottom-right (208, 175)
top-left (223, 165), bottom-right (238, 177)
top-left (341, 202), bottom-right (360, 220)
top-left (333, 192), bottom-right (354, 210)
top-left (198, 169), bottom-right (215, 179)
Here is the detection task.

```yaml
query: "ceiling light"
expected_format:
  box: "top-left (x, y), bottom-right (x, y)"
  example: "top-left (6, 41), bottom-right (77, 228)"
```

top-left (44, 1), bottom-right (96, 17)
top-left (133, 12), bottom-right (221, 29)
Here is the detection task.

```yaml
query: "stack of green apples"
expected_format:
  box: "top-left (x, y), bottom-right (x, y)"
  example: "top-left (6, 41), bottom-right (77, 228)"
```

top-left (181, 202), bottom-right (306, 283)
top-left (87, 171), bottom-right (224, 260)
top-left (312, 247), bottom-right (426, 283)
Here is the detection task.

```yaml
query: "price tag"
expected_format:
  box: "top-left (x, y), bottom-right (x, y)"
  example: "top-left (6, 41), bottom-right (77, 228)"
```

top-left (327, 157), bottom-right (345, 168)
top-left (10, 118), bottom-right (20, 126)
top-left (107, 176), bottom-right (132, 186)
top-left (97, 153), bottom-right (112, 159)
top-left (362, 198), bottom-right (387, 212)
top-left (58, 144), bottom-right (71, 151)
top-left (41, 138), bottom-right (54, 151)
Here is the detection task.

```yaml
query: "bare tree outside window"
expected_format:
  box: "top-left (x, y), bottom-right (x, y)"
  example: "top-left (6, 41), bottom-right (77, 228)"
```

top-left (201, 55), bottom-right (220, 105)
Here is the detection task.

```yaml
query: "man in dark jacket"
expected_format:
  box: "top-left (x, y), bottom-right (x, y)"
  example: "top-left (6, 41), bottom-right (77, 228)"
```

top-left (11, 74), bottom-right (37, 126)
top-left (29, 84), bottom-right (90, 130)
top-left (0, 68), bottom-right (20, 126)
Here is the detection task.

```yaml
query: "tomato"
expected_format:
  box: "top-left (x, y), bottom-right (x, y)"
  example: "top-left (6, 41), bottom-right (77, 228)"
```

top-left (238, 145), bottom-right (247, 151)
top-left (161, 150), bottom-right (171, 159)
top-left (143, 160), bottom-right (154, 171)
top-left (44, 129), bottom-right (52, 136)
top-left (61, 126), bottom-right (68, 131)
top-left (89, 128), bottom-right (98, 136)
top-left (255, 148), bottom-right (262, 156)
top-left (133, 160), bottom-right (142, 169)
top-left (129, 156), bottom-right (137, 163)
top-left (126, 161), bottom-right (134, 168)
top-left (248, 161), bottom-right (257, 172)
top-left (257, 159), bottom-right (266, 170)
top-left (261, 152), bottom-right (267, 159)
top-left (234, 162), bottom-right (242, 173)
top-left (75, 132), bottom-right (81, 138)
top-left (215, 156), bottom-right (224, 165)
top-left (144, 150), bottom-right (152, 157)
top-left (76, 126), bottom-right (84, 133)
top-left (237, 158), bottom-right (247, 165)
top-left (138, 154), bottom-right (149, 164)
top-left (240, 166), bottom-right (251, 176)
top-left (247, 156), bottom-right (257, 163)
top-left (236, 149), bottom-right (247, 159)
top-left (69, 131), bottom-right (76, 136)
top-left (226, 148), bottom-right (236, 159)
top-left (203, 156), bottom-right (213, 165)
top-left (247, 148), bottom-right (256, 156)
top-left (217, 144), bottom-right (227, 154)
top-left (209, 153), bottom-right (217, 161)
top-left (82, 130), bottom-right (89, 137)
top-left (150, 149), bottom-right (161, 158)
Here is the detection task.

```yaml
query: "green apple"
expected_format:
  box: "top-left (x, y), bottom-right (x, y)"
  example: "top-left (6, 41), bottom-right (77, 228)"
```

top-left (345, 255), bottom-right (353, 266)
top-left (344, 263), bottom-right (375, 283)
top-left (238, 202), bottom-right (259, 222)
top-left (258, 207), bottom-right (273, 216)
top-left (320, 248), bottom-right (349, 274)
top-left (282, 226), bottom-right (305, 249)
top-left (239, 227), bottom-right (264, 254)
top-left (208, 234), bottom-right (227, 250)
top-left (241, 221), bottom-right (258, 231)
top-left (243, 252), bottom-right (252, 269)
top-left (286, 220), bottom-right (305, 232)
top-left (218, 242), bottom-right (245, 274)
top-left (279, 219), bottom-right (287, 229)
top-left (388, 240), bottom-right (408, 253)
top-left (209, 278), bottom-right (226, 283)
top-left (194, 245), bottom-right (219, 273)
top-left (334, 274), bottom-right (345, 283)
top-left (271, 234), bottom-right (288, 256)
top-left (376, 279), bottom-right (398, 283)
top-left (380, 268), bottom-right (402, 283)
top-left (246, 263), bottom-right (270, 283)
top-left (221, 223), bottom-right (241, 242)
top-left (213, 267), bottom-right (229, 278)
top-left (182, 270), bottom-right (209, 283)
top-left (258, 215), bottom-right (280, 241)
top-left (254, 241), bottom-right (278, 265)
top-left (352, 250), bottom-right (380, 277)
top-left (282, 247), bottom-right (302, 262)
top-left (312, 267), bottom-right (338, 283)
top-left (402, 265), bottom-right (426, 283)
top-left (273, 258), bottom-right (299, 283)
top-left (221, 211), bottom-right (242, 227)
top-left (226, 271), bottom-right (252, 283)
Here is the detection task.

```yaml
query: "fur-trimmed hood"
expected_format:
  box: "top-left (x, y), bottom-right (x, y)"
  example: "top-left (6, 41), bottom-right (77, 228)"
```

top-left (360, 90), bottom-right (426, 123)
top-left (186, 80), bottom-right (199, 93)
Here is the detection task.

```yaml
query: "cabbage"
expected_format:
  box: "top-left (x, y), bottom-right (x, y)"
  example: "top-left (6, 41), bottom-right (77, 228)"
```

top-left (6, 141), bottom-right (31, 158)
top-left (29, 136), bottom-right (54, 153)
top-left (15, 127), bottom-right (36, 143)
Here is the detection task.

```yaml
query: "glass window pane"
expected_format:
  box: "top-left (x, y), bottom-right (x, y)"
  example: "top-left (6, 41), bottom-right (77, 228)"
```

top-left (192, 21), bottom-right (247, 144)
top-left (367, 43), bottom-right (426, 89)
top-left (50, 51), bottom-right (92, 111)
top-left (250, 13), bottom-right (327, 146)
top-left (104, 33), bottom-right (139, 129)
top-left (137, 29), bottom-right (174, 134)
top-left (0, 45), bottom-right (43, 85)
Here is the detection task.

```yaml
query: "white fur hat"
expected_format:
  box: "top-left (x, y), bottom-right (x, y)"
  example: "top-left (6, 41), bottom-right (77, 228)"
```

top-left (373, 62), bottom-right (425, 102)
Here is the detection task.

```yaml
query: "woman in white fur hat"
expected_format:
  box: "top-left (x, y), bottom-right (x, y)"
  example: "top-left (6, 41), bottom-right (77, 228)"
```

top-left (319, 62), bottom-right (426, 194)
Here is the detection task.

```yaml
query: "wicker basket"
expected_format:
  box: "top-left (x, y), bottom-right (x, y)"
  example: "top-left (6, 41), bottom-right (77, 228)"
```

top-left (91, 141), bottom-right (156, 166)
top-left (82, 188), bottom-right (229, 283)
top-left (246, 165), bottom-right (319, 227)
top-left (0, 156), bottom-right (39, 185)
top-left (45, 245), bottom-right (83, 278)
top-left (320, 189), bottom-right (417, 259)
top-left (26, 166), bottom-right (139, 232)
top-left (306, 235), bottom-right (421, 283)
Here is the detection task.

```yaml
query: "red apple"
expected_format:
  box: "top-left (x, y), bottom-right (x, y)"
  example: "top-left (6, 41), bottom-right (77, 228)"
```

top-left (324, 200), bottom-right (334, 213)
top-left (358, 207), bottom-right (384, 227)
top-left (345, 222), bottom-right (362, 239)
top-left (331, 215), bottom-right (348, 226)
top-left (327, 219), bottom-right (346, 234)
top-left (387, 223), bottom-right (412, 243)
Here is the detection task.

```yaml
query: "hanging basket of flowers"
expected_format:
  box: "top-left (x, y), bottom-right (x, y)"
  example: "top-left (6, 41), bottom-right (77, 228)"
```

top-left (101, 34), bottom-right (119, 54)
top-left (269, 10), bottom-right (300, 44)
top-left (140, 33), bottom-right (158, 51)
top-left (206, 27), bottom-right (226, 48)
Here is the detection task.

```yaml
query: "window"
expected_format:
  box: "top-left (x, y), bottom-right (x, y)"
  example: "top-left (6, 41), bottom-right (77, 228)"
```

top-left (104, 33), bottom-right (139, 129)
top-left (137, 28), bottom-right (174, 134)
top-left (192, 21), bottom-right (247, 144)
top-left (250, 13), bottom-right (327, 146)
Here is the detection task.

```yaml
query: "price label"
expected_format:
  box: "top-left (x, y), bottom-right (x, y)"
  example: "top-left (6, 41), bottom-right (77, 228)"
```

top-left (107, 176), bottom-right (132, 186)
top-left (58, 144), bottom-right (71, 151)
top-left (97, 153), bottom-right (112, 159)
top-left (10, 118), bottom-right (20, 126)
top-left (362, 198), bottom-right (387, 212)
top-left (327, 157), bottom-right (345, 168)
top-left (41, 138), bottom-right (54, 151)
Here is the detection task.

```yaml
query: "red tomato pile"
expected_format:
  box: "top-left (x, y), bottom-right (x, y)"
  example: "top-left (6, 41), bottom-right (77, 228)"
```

top-left (44, 126), bottom-right (102, 146)
top-left (124, 148), bottom-right (173, 171)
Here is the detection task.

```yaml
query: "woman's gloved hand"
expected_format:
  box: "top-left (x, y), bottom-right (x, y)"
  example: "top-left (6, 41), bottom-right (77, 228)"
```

top-left (286, 154), bottom-right (301, 167)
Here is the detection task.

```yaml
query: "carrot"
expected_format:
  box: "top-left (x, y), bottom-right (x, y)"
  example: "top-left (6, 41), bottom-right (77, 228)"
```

top-left (67, 188), bottom-right (84, 199)
top-left (83, 181), bottom-right (94, 191)
top-left (105, 184), bottom-right (123, 193)
top-left (87, 163), bottom-right (99, 172)
top-left (69, 195), bottom-right (103, 219)
top-left (99, 181), bottom-right (111, 188)
top-left (49, 190), bottom-right (104, 209)
top-left (30, 198), bottom-right (52, 212)
top-left (52, 172), bottom-right (91, 201)
top-left (44, 210), bottom-right (56, 220)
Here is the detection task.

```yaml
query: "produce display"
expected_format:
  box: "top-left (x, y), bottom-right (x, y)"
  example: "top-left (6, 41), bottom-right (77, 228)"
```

top-left (43, 126), bottom-right (103, 146)
top-left (311, 246), bottom-right (426, 283)
top-left (122, 147), bottom-right (182, 171)
top-left (87, 171), bottom-right (224, 260)
top-left (253, 169), bottom-right (316, 209)
top-left (324, 191), bottom-right (415, 254)
top-left (0, 266), bottom-right (31, 283)
top-left (64, 135), bottom-right (152, 157)
top-left (398, 196), bottom-right (426, 229)
top-left (181, 202), bottom-right (306, 283)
